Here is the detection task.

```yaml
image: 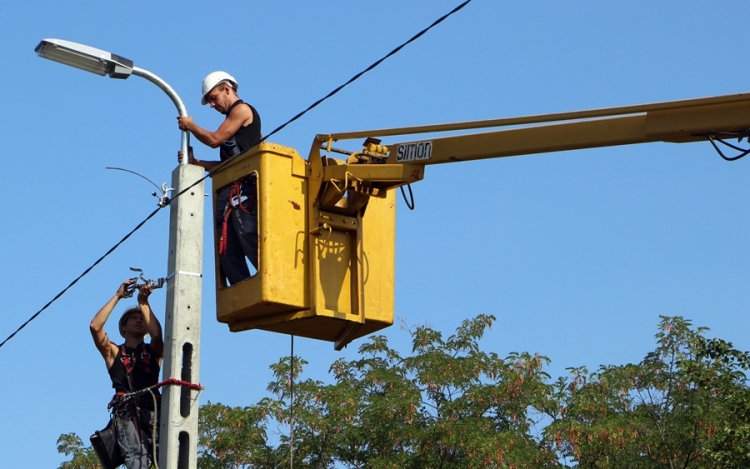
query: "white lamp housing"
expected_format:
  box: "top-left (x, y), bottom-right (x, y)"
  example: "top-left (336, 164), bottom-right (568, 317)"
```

top-left (35, 39), bottom-right (133, 79)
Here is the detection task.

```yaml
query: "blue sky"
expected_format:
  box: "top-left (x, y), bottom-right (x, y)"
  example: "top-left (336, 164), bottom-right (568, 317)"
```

top-left (1, 1), bottom-right (748, 467)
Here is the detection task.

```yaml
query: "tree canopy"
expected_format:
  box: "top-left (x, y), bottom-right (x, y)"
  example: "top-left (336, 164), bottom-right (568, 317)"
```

top-left (59, 315), bottom-right (750, 468)
top-left (545, 316), bottom-right (750, 468)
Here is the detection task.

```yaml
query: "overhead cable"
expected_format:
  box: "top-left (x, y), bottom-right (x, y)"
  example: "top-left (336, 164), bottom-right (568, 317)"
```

top-left (175, 0), bottom-right (474, 198)
top-left (707, 133), bottom-right (750, 161)
top-left (0, 208), bottom-right (161, 350)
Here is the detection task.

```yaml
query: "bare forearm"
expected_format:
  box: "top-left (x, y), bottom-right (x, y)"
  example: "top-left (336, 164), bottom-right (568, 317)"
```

top-left (90, 294), bottom-right (120, 332)
top-left (188, 123), bottom-right (223, 148)
top-left (139, 295), bottom-right (164, 359)
top-left (142, 303), bottom-right (162, 340)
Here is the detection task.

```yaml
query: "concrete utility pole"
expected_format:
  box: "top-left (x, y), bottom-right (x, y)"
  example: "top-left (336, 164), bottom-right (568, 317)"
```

top-left (161, 161), bottom-right (204, 469)
top-left (35, 39), bottom-right (204, 469)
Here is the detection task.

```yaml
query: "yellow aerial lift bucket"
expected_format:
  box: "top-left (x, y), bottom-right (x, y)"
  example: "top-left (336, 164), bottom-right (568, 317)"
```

top-left (210, 142), bottom-right (396, 350)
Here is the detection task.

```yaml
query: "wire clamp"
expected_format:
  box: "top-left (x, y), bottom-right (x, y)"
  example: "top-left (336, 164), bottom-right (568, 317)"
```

top-left (166, 271), bottom-right (203, 282)
top-left (124, 267), bottom-right (166, 297)
top-left (155, 182), bottom-right (174, 207)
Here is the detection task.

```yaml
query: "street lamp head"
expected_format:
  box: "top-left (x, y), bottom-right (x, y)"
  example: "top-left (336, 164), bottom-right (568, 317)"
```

top-left (34, 37), bottom-right (190, 162)
top-left (35, 38), bottom-right (133, 79)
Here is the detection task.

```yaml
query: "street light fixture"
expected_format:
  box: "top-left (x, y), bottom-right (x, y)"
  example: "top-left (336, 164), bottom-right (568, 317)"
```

top-left (35, 38), bottom-right (204, 469)
top-left (35, 38), bottom-right (189, 160)
top-left (35, 39), bottom-right (134, 78)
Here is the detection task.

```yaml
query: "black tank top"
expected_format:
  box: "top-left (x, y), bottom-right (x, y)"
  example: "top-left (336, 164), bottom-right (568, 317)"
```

top-left (219, 100), bottom-right (262, 161)
top-left (108, 343), bottom-right (160, 394)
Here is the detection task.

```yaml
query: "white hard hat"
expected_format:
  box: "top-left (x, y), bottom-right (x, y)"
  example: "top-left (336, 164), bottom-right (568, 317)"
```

top-left (201, 71), bottom-right (238, 105)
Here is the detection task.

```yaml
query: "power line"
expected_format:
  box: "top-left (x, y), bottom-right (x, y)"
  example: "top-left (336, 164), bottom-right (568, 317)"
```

top-left (0, 208), bottom-right (162, 350)
top-left (0, 0), bottom-right (474, 351)
top-left (260, 0), bottom-right (473, 144)
top-left (174, 0), bottom-right (473, 200)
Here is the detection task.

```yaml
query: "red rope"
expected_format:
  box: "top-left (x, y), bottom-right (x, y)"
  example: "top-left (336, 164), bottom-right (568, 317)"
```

top-left (219, 205), bottom-right (233, 256)
top-left (219, 181), bottom-right (247, 256)
top-left (157, 378), bottom-right (204, 391)
top-left (118, 378), bottom-right (204, 401)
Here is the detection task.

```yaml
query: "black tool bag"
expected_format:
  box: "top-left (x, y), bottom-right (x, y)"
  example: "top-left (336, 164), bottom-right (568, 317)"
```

top-left (90, 419), bottom-right (123, 469)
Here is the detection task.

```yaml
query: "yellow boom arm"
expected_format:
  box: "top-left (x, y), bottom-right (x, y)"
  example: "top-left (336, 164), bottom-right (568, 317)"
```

top-left (316, 91), bottom-right (750, 167)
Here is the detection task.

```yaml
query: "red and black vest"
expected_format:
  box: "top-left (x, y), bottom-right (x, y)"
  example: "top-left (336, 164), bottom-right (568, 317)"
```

top-left (108, 342), bottom-right (160, 407)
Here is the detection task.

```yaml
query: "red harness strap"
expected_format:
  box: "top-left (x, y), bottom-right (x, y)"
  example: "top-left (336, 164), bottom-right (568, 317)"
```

top-left (119, 343), bottom-right (151, 376)
top-left (219, 181), bottom-right (256, 256)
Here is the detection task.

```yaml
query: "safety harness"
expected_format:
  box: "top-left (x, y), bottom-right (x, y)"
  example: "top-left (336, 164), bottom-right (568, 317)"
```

top-left (109, 343), bottom-right (155, 409)
top-left (107, 343), bottom-right (159, 467)
top-left (219, 176), bottom-right (257, 256)
top-left (119, 343), bottom-right (151, 378)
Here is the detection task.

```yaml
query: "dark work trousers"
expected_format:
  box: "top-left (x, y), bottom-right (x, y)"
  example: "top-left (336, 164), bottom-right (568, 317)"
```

top-left (216, 186), bottom-right (258, 285)
top-left (114, 405), bottom-right (157, 469)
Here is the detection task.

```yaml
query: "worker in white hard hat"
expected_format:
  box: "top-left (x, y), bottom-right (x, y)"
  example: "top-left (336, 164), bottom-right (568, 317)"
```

top-left (177, 71), bottom-right (262, 285)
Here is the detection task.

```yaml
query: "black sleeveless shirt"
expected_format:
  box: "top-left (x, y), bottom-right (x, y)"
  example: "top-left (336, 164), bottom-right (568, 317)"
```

top-left (219, 100), bottom-right (262, 161)
top-left (108, 343), bottom-right (160, 395)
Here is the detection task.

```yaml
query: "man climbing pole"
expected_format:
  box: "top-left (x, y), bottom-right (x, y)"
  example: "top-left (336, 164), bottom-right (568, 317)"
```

top-left (177, 71), bottom-right (262, 285)
top-left (90, 279), bottom-right (163, 469)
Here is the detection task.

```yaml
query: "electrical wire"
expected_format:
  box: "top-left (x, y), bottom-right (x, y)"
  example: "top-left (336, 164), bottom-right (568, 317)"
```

top-left (707, 134), bottom-right (750, 161)
top-left (400, 183), bottom-right (415, 210)
top-left (106, 166), bottom-right (162, 192)
top-left (692, 130), bottom-right (750, 161)
top-left (174, 0), bottom-right (474, 200)
top-left (0, 0), bottom-right (473, 351)
top-left (290, 334), bottom-right (295, 469)
top-left (261, 0), bottom-right (474, 144)
top-left (0, 207), bottom-right (162, 350)
top-left (149, 388), bottom-right (159, 469)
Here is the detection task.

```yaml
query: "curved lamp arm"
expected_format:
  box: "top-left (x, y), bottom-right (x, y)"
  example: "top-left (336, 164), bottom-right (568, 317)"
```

top-left (35, 39), bottom-right (190, 165)
top-left (133, 67), bottom-right (190, 165)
